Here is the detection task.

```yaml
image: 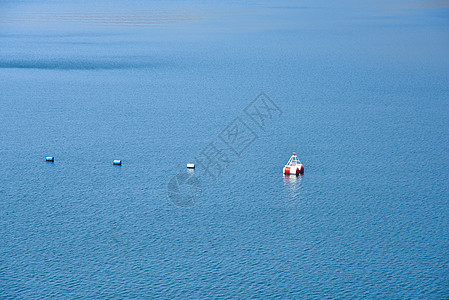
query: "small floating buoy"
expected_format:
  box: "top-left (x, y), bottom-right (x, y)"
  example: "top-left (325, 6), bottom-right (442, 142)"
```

top-left (283, 152), bottom-right (304, 176)
top-left (113, 160), bottom-right (122, 165)
top-left (187, 163), bottom-right (195, 169)
top-left (46, 156), bottom-right (54, 162)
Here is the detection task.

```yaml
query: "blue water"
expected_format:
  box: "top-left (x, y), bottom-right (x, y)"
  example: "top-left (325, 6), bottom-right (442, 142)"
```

top-left (1, 0), bottom-right (449, 298)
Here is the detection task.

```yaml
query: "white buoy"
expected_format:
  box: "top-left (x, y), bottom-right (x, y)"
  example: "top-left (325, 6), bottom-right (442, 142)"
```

top-left (46, 156), bottom-right (54, 162)
top-left (187, 163), bottom-right (195, 169)
top-left (283, 153), bottom-right (304, 176)
top-left (113, 160), bottom-right (122, 165)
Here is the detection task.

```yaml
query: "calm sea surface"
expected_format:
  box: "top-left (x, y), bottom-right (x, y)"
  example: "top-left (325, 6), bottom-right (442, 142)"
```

top-left (1, 0), bottom-right (449, 298)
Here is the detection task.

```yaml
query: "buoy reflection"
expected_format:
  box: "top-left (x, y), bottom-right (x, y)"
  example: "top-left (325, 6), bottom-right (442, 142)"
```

top-left (283, 174), bottom-right (303, 200)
